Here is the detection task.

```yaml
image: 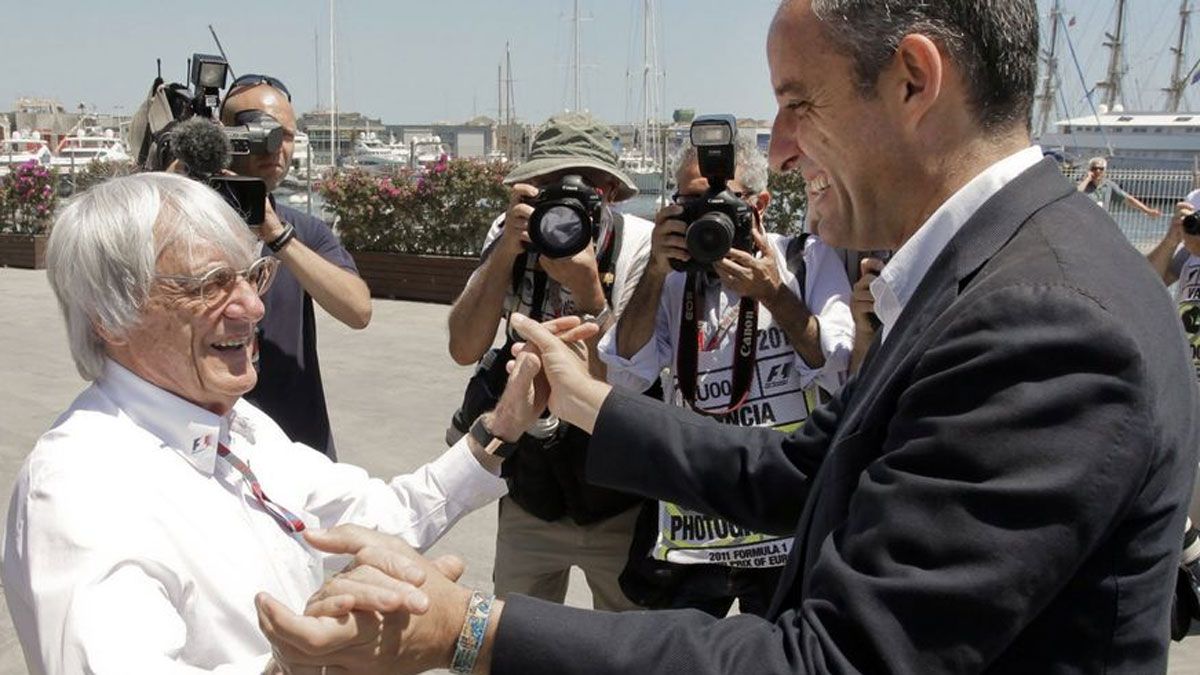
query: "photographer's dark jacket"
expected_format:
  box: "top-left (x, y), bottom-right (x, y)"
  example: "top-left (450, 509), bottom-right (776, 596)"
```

top-left (245, 202), bottom-right (358, 460)
top-left (476, 210), bottom-right (652, 525)
top-left (490, 156), bottom-right (1200, 673)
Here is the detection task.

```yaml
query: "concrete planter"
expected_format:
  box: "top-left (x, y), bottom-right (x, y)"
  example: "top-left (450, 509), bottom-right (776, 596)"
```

top-left (0, 233), bottom-right (48, 269)
top-left (351, 251), bottom-right (478, 305)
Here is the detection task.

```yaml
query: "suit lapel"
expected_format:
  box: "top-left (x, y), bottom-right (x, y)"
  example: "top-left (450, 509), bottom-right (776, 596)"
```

top-left (768, 158), bottom-right (1077, 619)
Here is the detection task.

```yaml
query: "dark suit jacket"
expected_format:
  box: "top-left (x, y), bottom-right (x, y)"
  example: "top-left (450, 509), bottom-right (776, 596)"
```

top-left (491, 159), bottom-right (1200, 674)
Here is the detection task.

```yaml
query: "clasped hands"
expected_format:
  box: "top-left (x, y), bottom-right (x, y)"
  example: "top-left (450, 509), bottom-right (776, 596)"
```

top-left (257, 314), bottom-right (613, 674)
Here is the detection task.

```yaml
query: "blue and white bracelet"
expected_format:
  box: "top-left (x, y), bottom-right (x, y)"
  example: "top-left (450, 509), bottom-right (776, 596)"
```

top-left (450, 590), bottom-right (495, 674)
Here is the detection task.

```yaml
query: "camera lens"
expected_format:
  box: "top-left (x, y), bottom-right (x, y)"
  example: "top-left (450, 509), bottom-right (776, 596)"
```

top-left (1184, 212), bottom-right (1200, 236)
top-left (539, 206), bottom-right (584, 247)
top-left (529, 202), bottom-right (591, 258)
top-left (686, 212), bottom-right (736, 264)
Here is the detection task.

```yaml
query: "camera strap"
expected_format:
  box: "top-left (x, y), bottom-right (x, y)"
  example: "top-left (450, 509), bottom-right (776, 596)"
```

top-left (676, 270), bottom-right (758, 415)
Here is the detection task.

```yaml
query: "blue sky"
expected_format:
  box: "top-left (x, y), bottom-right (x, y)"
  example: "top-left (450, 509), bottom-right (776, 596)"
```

top-left (1, 1), bottom-right (1196, 126)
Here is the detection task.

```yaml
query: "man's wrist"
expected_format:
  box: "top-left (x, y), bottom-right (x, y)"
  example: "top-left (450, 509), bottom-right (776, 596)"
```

top-left (481, 410), bottom-right (522, 444)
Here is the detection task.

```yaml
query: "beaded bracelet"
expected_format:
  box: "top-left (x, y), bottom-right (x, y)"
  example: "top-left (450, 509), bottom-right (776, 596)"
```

top-left (449, 590), bottom-right (495, 674)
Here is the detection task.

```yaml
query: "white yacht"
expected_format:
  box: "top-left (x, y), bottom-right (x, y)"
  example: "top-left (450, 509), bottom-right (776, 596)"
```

top-left (348, 131), bottom-right (409, 170)
top-left (618, 150), bottom-right (664, 194)
top-left (0, 132), bottom-right (53, 176)
top-left (49, 130), bottom-right (130, 175)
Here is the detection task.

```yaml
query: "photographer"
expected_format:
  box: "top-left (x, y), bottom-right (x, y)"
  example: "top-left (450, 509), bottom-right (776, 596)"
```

top-left (1078, 156), bottom-right (1162, 217)
top-left (599, 132), bottom-right (853, 616)
top-left (1146, 196), bottom-right (1200, 640)
top-left (219, 76), bottom-right (372, 460)
top-left (446, 113), bottom-right (653, 610)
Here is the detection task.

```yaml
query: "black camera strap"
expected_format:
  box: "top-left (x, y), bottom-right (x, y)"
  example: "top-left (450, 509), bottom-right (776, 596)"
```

top-left (676, 270), bottom-right (758, 416)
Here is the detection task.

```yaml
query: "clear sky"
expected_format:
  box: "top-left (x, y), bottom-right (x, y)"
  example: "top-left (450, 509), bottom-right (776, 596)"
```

top-left (1, 1), bottom-right (1196, 127)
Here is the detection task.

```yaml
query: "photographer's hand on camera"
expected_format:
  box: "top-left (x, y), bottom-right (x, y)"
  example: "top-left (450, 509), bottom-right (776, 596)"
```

top-left (538, 241), bottom-right (606, 314)
top-left (497, 184), bottom-right (538, 260)
top-left (1149, 201), bottom-right (1200, 285)
top-left (714, 224), bottom-right (783, 306)
top-left (650, 204), bottom-right (690, 276)
top-left (614, 205), bottom-right (687, 359)
top-left (850, 257), bottom-right (885, 373)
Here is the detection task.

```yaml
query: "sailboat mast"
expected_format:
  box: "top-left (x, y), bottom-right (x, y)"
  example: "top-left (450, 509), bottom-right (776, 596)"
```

top-left (639, 0), bottom-right (661, 162)
top-left (330, 0), bottom-right (338, 167)
top-left (1098, 0), bottom-right (1128, 110)
top-left (506, 43), bottom-right (517, 158)
top-left (1036, 0), bottom-right (1063, 137)
top-left (314, 29), bottom-right (321, 111)
top-left (573, 0), bottom-right (582, 112)
top-left (1166, 0), bottom-right (1193, 112)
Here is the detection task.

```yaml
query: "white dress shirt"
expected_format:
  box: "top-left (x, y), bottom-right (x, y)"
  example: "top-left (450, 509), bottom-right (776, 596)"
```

top-left (870, 146), bottom-right (1045, 342)
top-left (598, 233), bottom-right (854, 400)
top-left (1, 360), bottom-right (508, 674)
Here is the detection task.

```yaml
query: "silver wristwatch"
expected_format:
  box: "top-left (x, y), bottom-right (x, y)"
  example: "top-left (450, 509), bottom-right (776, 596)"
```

top-left (579, 306), bottom-right (612, 327)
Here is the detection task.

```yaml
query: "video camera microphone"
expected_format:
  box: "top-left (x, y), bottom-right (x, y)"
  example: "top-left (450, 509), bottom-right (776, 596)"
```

top-left (172, 117), bottom-right (232, 179)
top-left (171, 117), bottom-right (266, 226)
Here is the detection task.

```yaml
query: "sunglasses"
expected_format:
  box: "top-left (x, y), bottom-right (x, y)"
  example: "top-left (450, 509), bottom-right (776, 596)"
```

top-left (227, 74), bottom-right (292, 101)
top-left (156, 256), bottom-right (279, 306)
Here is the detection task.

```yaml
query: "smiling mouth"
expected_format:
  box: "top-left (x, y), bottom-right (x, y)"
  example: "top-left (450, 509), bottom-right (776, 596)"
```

top-left (211, 336), bottom-right (251, 352)
top-left (808, 174), bottom-right (830, 199)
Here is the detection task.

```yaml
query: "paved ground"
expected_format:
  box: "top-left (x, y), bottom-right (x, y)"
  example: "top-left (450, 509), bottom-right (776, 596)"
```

top-left (0, 266), bottom-right (1197, 673)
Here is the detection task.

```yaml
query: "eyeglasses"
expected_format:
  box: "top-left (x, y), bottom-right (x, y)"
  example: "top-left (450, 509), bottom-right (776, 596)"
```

top-left (1090, 166), bottom-right (1106, 172)
top-left (155, 256), bottom-right (279, 305)
top-left (227, 74), bottom-right (292, 101)
top-left (671, 191), bottom-right (751, 207)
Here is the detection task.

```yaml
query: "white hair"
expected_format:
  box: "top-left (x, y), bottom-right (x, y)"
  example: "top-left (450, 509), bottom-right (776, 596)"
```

top-left (672, 134), bottom-right (770, 194)
top-left (46, 172), bottom-right (258, 381)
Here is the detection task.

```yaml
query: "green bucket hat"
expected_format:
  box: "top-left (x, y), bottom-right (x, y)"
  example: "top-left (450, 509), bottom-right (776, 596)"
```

top-left (504, 112), bottom-right (639, 202)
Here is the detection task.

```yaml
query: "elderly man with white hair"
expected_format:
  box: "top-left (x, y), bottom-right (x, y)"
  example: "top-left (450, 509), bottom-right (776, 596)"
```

top-left (0, 172), bottom-right (553, 674)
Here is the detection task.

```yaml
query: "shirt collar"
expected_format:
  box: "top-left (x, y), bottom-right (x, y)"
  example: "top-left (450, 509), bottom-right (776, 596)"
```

top-left (96, 359), bottom-right (254, 475)
top-left (869, 145), bottom-right (1044, 341)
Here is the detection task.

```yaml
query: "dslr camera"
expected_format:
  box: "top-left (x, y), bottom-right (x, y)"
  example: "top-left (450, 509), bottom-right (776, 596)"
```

top-left (526, 174), bottom-right (605, 258)
top-left (670, 114), bottom-right (755, 273)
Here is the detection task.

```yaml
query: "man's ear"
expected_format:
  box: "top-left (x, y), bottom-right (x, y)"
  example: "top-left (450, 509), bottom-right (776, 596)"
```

top-left (754, 191), bottom-right (771, 214)
top-left (888, 33), bottom-right (944, 129)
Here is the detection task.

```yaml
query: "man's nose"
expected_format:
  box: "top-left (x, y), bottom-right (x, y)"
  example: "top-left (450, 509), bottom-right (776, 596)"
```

top-left (223, 277), bottom-right (266, 322)
top-left (767, 112), bottom-right (797, 172)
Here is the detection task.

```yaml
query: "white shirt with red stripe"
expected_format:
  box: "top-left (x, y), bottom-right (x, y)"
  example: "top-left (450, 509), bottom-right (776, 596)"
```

top-left (1, 360), bottom-right (507, 674)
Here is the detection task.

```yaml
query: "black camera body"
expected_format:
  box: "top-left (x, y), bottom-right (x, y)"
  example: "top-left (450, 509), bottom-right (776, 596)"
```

top-left (208, 176), bottom-right (267, 226)
top-left (526, 174), bottom-right (605, 258)
top-left (1183, 212), bottom-right (1200, 236)
top-left (226, 110), bottom-right (284, 157)
top-left (670, 114), bottom-right (755, 273)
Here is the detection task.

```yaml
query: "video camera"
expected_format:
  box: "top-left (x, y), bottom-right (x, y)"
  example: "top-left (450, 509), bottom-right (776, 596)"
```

top-left (526, 175), bottom-right (606, 259)
top-left (132, 53), bottom-right (277, 225)
top-left (670, 114), bottom-right (755, 274)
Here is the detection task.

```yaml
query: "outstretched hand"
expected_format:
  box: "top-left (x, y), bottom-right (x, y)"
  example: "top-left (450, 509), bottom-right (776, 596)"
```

top-left (508, 313), bottom-right (613, 434)
top-left (256, 526), bottom-right (477, 675)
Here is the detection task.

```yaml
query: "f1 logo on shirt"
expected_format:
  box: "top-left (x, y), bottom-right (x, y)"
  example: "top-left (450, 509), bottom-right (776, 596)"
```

top-left (192, 434), bottom-right (215, 455)
top-left (762, 362), bottom-right (792, 391)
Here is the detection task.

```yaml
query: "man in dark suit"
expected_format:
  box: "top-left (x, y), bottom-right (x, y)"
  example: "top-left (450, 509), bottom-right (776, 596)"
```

top-left (254, 1), bottom-right (1200, 672)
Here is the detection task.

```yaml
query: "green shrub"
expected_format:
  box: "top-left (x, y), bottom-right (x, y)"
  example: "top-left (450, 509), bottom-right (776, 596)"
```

top-left (320, 157), bottom-right (511, 256)
top-left (764, 169), bottom-right (808, 236)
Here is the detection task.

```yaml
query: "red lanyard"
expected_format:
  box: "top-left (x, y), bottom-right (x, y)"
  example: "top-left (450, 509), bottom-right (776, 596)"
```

top-left (217, 443), bottom-right (307, 537)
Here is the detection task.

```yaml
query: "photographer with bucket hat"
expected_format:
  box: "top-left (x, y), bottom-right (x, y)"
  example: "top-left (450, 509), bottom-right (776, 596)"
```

top-left (446, 112), bottom-right (655, 610)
